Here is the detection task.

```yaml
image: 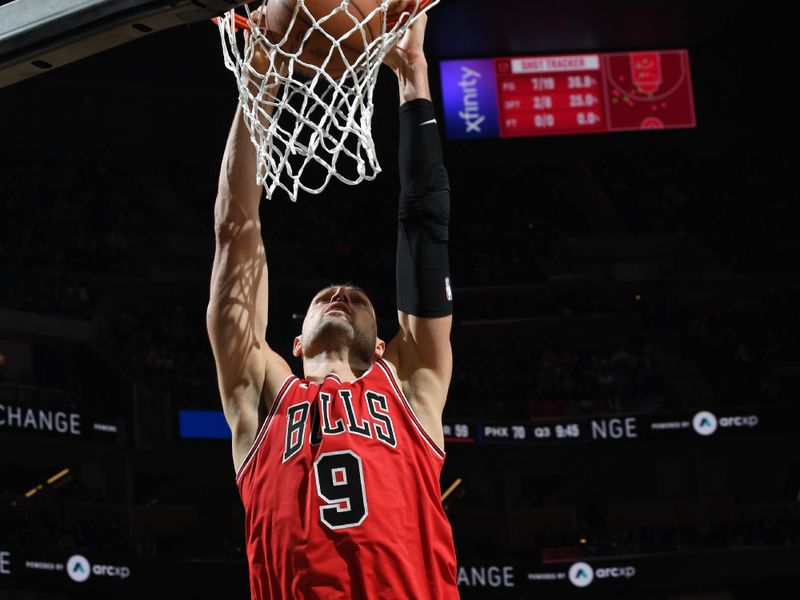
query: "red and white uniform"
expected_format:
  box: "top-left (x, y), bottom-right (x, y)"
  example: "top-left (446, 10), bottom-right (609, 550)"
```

top-left (237, 358), bottom-right (459, 599)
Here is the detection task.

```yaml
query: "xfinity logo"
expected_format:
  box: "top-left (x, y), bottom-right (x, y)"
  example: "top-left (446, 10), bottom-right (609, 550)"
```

top-left (568, 562), bottom-right (636, 587)
top-left (458, 66), bottom-right (485, 133)
top-left (66, 555), bottom-right (131, 583)
top-left (692, 411), bottom-right (759, 436)
top-left (692, 411), bottom-right (718, 436)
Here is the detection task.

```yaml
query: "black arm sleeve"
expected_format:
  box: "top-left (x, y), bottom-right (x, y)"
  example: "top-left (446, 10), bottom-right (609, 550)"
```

top-left (396, 98), bottom-right (453, 318)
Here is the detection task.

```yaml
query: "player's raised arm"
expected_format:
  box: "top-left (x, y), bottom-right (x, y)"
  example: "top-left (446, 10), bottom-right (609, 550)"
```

top-left (383, 15), bottom-right (454, 444)
top-left (206, 27), bottom-right (291, 472)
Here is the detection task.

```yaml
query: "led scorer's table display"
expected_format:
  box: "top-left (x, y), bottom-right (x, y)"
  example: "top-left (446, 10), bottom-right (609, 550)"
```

top-left (440, 50), bottom-right (696, 140)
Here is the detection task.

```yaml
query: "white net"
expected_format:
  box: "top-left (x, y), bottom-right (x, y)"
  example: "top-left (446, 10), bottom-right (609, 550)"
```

top-left (216, 0), bottom-right (437, 202)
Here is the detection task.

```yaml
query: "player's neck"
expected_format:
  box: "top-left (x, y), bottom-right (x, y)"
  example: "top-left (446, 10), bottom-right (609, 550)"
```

top-left (302, 352), bottom-right (372, 383)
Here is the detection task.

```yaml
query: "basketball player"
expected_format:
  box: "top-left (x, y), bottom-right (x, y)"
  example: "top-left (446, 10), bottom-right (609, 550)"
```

top-left (206, 12), bottom-right (458, 599)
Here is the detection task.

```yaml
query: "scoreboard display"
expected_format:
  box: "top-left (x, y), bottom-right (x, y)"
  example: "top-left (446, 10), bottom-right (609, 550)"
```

top-left (439, 49), bottom-right (696, 140)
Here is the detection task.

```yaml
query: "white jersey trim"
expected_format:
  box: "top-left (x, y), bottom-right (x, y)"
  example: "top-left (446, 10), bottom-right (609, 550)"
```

top-left (235, 374), bottom-right (299, 485)
top-left (375, 359), bottom-right (445, 460)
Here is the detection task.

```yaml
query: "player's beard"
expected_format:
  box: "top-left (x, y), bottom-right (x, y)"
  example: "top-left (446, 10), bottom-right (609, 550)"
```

top-left (304, 314), bottom-right (375, 364)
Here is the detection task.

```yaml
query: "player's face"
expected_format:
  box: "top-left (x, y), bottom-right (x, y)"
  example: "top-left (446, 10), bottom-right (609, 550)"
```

top-left (297, 286), bottom-right (381, 363)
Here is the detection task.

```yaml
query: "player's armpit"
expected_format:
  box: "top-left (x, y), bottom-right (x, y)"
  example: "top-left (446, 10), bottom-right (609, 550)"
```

top-left (216, 344), bottom-right (290, 472)
top-left (385, 313), bottom-right (452, 413)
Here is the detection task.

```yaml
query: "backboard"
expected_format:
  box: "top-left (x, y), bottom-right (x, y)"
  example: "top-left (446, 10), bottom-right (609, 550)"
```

top-left (0, 0), bottom-right (247, 87)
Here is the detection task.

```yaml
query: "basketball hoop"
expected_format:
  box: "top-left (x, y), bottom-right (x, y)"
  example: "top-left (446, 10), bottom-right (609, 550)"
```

top-left (215, 0), bottom-right (437, 202)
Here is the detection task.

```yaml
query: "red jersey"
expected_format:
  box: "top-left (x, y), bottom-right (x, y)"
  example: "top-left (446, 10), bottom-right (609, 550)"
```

top-left (236, 358), bottom-right (459, 599)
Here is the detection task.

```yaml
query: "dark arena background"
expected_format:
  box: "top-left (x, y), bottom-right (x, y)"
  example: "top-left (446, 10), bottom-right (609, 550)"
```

top-left (1, 0), bottom-right (799, 598)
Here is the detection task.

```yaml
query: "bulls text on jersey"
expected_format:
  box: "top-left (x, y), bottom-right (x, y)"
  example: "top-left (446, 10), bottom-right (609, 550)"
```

top-left (283, 389), bottom-right (397, 462)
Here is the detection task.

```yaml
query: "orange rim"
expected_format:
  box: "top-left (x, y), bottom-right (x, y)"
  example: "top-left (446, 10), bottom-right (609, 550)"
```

top-left (211, 13), bottom-right (250, 31)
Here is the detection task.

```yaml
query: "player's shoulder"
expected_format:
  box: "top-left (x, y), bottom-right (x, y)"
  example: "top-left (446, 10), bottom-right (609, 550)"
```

top-left (262, 345), bottom-right (295, 407)
top-left (369, 357), bottom-right (405, 390)
top-left (375, 356), bottom-right (398, 377)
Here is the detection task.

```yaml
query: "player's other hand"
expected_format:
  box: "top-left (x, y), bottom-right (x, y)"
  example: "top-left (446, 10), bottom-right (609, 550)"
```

top-left (383, 12), bottom-right (428, 73)
top-left (243, 8), bottom-right (274, 75)
top-left (386, 0), bottom-right (418, 24)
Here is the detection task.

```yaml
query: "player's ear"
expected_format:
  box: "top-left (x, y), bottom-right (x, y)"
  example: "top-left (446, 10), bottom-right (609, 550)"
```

top-left (373, 337), bottom-right (385, 360)
top-left (292, 335), bottom-right (303, 358)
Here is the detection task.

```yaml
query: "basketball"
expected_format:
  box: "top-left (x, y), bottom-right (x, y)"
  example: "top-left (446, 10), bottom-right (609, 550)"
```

top-left (263, 0), bottom-right (425, 78)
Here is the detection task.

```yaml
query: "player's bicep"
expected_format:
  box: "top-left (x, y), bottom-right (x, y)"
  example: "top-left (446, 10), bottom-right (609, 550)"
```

top-left (401, 311), bottom-right (453, 373)
top-left (411, 311), bottom-right (453, 349)
top-left (386, 312), bottom-right (453, 405)
top-left (206, 217), bottom-right (271, 413)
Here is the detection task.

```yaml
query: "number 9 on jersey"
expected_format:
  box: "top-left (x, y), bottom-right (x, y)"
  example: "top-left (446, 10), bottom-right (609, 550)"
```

top-left (314, 450), bottom-right (368, 529)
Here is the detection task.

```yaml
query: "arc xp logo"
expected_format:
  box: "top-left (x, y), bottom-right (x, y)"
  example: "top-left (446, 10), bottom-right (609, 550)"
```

top-left (66, 555), bottom-right (91, 583)
top-left (568, 562), bottom-right (594, 587)
top-left (568, 562), bottom-right (636, 587)
top-left (65, 554), bottom-right (131, 583)
top-left (692, 411), bottom-right (718, 436)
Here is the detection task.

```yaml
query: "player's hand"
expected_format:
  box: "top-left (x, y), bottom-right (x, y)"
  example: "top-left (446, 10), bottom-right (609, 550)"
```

top-left (383, 12), bottom-right (428, 73)
top-left (385, 0), bottom-right (419, 25)
top-left (244, 8), bottom-right (274, 76)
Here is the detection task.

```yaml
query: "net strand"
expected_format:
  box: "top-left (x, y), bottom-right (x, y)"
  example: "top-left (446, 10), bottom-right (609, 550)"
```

top-left (217, 0), bottom-right (436, 201)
